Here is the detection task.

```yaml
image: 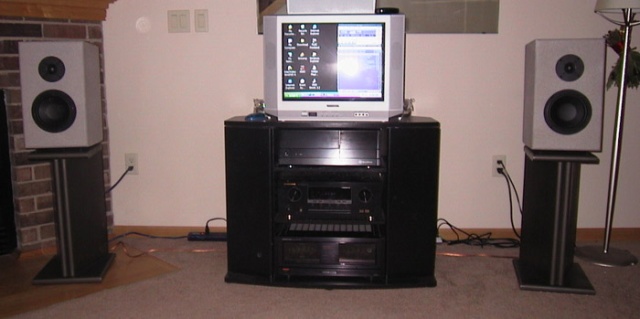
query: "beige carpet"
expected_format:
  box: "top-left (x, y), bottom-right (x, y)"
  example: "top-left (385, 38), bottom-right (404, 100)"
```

top-left (0, 242), bottom-right (178, 318)
top-left (5, 238), bottom-right (640, 318)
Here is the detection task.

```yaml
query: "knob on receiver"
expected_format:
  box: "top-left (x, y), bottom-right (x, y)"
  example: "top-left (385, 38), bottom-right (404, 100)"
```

top-left (358, 189), bottom-right (372, 203)
top-left (288, 187), bottom-right (302, 202)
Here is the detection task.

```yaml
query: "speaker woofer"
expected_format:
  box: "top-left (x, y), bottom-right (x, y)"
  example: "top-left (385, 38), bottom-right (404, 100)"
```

top-left (544, 89), bottom-right (591, 135)
top-left (31, 90), bottom-right (77, 133)
top-left (38, 56), bottom-right (66, 82)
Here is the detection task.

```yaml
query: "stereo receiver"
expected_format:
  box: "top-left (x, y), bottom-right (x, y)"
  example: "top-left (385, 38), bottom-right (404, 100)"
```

top-left (276, 181), bottom-right (384, 222)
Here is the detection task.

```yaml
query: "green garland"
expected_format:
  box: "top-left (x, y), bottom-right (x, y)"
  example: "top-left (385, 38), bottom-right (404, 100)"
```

top-left (605, 28), bottom-right (640, 90)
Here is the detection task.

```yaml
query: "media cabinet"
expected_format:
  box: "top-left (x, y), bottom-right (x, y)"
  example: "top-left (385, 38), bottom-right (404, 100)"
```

top-left (224, 116), bottom-right (440, 288)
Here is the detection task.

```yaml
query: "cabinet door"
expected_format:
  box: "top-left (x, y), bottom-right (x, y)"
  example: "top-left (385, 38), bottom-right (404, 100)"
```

top-left (385, 125), bottom-right (439, 284)
top-left (225, 125), bottom-right (274, 279)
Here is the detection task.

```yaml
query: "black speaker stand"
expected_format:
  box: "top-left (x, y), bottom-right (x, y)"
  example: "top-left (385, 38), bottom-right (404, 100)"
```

top-left (28, 144), bottom-right (114, 284)
top-left (514, 147), bottom-right (598, 295)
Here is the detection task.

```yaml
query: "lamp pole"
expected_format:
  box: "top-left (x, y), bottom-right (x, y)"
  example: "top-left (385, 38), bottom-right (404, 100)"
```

top-left (575, 7), bottom-right (639, 267)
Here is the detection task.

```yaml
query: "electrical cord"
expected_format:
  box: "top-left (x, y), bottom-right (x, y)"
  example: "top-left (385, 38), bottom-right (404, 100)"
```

top-left (105, 166), bottom-right (133, 194)
top-left (110, 241), bottom-right (148, 258)
top-left (109, 238), bottom-right (224, 258)
top-left (108, 218), bottom-right (227, 244)
top-left (203, 217), bottom-right (227, 234)
top-left (436, 160), bottom-right (524, 248)
top-left (108, 231), bottom-right (189, 257)
top-left (109, 231), bottom-right (187, 242)
top-left (437, 218), bottom-right (520, 248)
top-left (498, 161), bottom-right (522, 239)
top-left (498, 161), bottom-right (523, 214)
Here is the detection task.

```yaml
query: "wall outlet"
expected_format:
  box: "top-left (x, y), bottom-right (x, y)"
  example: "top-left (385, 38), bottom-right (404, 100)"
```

top-left (125, 153), bottom-right (138, 175)
top-left (492, 155), bottom-right (506, 177)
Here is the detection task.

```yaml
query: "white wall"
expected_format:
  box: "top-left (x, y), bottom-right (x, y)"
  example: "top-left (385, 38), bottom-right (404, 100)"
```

top-left (103, 0), bottom-right (640, 229)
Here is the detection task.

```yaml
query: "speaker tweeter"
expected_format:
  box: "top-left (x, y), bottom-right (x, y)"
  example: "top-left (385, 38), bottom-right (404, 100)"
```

top-left (555, 54), bottom-right (584, 81)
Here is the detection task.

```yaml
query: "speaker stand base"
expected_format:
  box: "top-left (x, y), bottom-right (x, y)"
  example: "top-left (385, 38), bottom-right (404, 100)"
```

top-left (575, 245), bottom-right (638, 267)
top-left (513, 259), bottom-right (595, 295)
top-left (33, 253), bottom-right (115, 285)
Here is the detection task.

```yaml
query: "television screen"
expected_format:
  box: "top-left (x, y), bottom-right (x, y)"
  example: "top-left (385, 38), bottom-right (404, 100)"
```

top-left (264, 14), bottom-right (406, 121)
top-left (282, 22), bottom-right (384, 101)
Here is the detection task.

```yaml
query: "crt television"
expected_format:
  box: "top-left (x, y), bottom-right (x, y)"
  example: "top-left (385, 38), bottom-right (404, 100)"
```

top-left (263, 14), bottom-right (406, 121)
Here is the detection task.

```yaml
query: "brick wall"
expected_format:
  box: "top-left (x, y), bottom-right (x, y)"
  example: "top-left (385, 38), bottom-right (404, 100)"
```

top-left (0, 16), bottom-right (112, 251)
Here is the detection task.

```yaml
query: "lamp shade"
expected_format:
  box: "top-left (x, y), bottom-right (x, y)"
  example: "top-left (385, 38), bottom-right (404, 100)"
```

top-left (595, 0), bottom-right (640, 12)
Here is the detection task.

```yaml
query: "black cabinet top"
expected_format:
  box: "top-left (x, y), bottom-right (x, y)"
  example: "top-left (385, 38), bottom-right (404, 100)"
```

top-left (225, 115), bottom-right (440, 129)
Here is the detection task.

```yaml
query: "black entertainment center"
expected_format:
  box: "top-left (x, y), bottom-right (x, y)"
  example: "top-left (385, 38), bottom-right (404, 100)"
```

top-left (224, 115), bottom-right (440, 288)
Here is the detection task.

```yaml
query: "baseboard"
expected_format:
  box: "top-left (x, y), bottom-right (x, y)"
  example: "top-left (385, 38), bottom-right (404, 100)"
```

top-left (111, 226), bottom-right (640, 242)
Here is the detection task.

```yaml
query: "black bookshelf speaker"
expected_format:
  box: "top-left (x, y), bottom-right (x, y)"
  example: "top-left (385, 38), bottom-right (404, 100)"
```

top-left (19, 41), bottom-right (103, 149)
top-left (522, 38), bottom-right (605, 152)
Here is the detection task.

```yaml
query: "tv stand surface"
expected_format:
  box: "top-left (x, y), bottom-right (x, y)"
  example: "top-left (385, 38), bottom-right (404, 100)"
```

top-left (224, 116), bottom-right (440, 288)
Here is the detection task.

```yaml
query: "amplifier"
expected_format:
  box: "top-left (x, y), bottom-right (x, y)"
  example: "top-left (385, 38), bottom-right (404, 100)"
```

top-left (275, 223), bottom-right (384, 278)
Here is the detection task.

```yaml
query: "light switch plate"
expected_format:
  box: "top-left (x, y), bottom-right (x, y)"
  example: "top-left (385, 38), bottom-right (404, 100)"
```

top-left (194, 9), bottom-right (209, 32)
top-left (168, 10), bottom-right (190, 33)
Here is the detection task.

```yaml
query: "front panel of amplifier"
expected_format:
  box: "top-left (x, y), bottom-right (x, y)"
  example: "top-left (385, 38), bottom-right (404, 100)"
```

top-left (275, 236), bottom-right (385, 278)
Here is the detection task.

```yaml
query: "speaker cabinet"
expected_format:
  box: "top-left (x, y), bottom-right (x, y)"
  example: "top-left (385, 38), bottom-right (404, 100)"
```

top-left (1, 91), bottom-right (18, 255)
top-left (385, 124), bottom-right (439, 285)
top-left (224, 125), bottom-right (274, 283)
top-left (523, 38), bottom-right (605, 152)
top-left (19, 41), bottom-right (103, 149)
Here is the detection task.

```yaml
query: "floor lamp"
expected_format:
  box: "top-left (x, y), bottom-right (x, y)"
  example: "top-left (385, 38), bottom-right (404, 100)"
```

top-left (575, 0), bottom-right (640, 267)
